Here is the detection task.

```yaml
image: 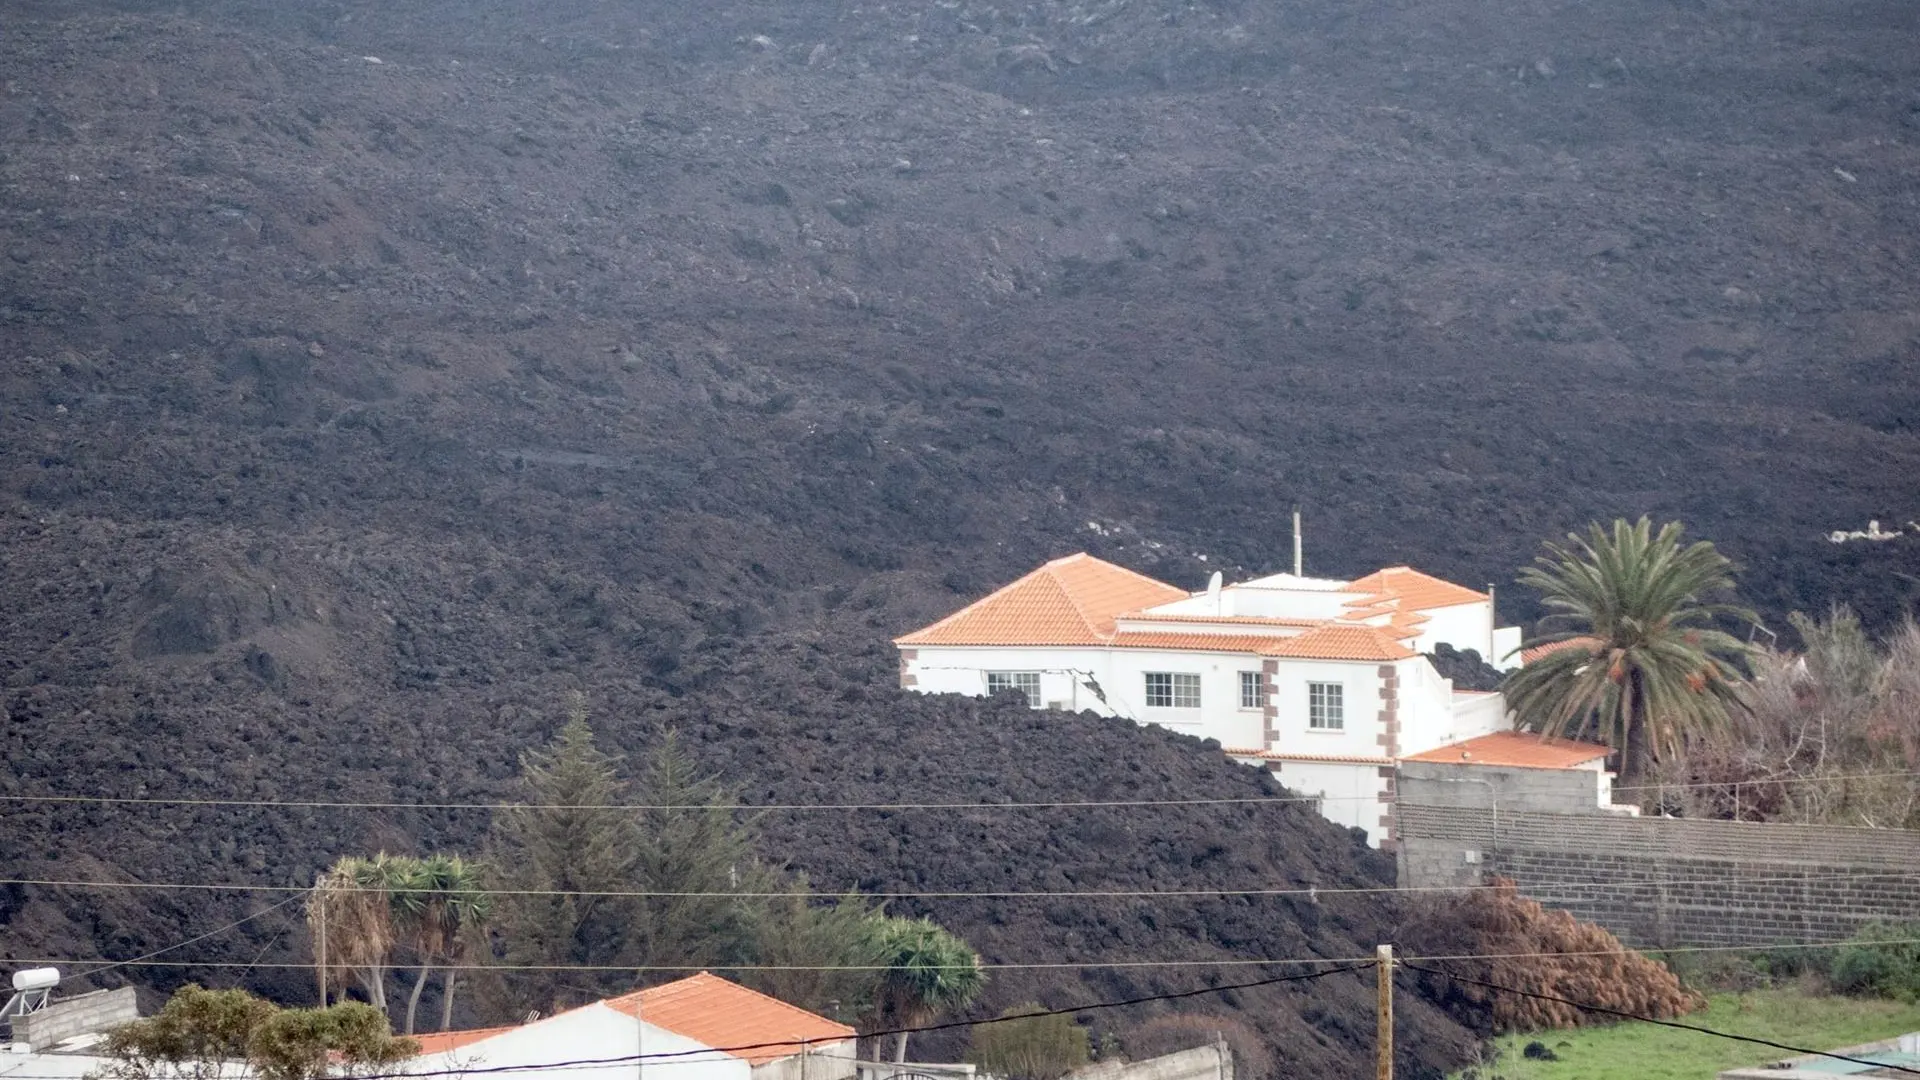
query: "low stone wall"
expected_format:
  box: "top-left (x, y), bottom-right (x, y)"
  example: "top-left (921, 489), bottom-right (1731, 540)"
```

top-left (11, 986), bottom-right (139, 1049)
top-left (1069, 1041), bottom-right (1231, 1080)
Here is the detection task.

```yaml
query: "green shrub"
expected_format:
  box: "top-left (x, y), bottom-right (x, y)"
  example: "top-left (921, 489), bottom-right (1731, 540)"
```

top-left (1829, 923), bottom-right (1920, 1000)
top-left (969, 1004), bottom-right (1090, 1080)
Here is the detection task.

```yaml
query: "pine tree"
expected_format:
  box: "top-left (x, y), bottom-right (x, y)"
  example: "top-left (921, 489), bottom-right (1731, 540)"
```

top-left (744, 885), bottom-right (887, 1020)
top-left (486, 693), bottom-right (640, 1012)
top-left (626, 727), bottom-right (770, 974)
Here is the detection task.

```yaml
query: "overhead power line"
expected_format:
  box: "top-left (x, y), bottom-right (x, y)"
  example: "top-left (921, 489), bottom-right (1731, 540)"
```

top-left (3, 868), bottom-right (1910, 901)
top-left (1611, 769), bottom-right (1920, 794)
top-left (61, 894), bottom-right (303, 982)
top-left (1401, 961), bottom-right (1920, 1076)
top-left (0, 791), bottom-right (1324, 811)
top-left (17, 937), bottom-right (1920, 975)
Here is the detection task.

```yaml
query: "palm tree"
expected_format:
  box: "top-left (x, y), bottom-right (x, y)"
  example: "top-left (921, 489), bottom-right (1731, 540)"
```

top-left (308, 854), bottom-right (405, 1013)
top-left (438, 888), bottom-right (490, 1033)
top-left (393, 854), bottom-right (491, 1035)
top-left (871, 917), bottom-right (984, 1063)
top-left (1502, 517), bottom-right (1757, 787)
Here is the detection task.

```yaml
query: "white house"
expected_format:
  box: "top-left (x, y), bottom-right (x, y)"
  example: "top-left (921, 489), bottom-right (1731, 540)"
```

top-left (894, 553), bottom-right (1526, 846)
top-left (411, 972), bottom-right (857, 1080)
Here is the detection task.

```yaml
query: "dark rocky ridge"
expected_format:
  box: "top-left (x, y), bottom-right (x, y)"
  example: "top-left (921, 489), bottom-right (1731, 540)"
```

top-left (1, 0), bottom-right (1917, 1074)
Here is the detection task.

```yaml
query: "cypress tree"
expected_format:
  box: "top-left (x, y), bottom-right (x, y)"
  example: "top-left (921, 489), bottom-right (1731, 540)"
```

top-left (486, 693), bottom-right (640, 1011)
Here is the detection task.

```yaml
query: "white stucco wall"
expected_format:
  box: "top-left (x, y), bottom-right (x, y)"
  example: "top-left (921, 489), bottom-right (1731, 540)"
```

top-left (1406, 601), bottom-right (1494, 659)
top-left (1265, 760), bottom-right (1386, 838)
top-left (1263, 659), bottom-right (1387, 758)
top-left (902, 645), bottom-right (1271, 751)
top-left (408, 1004), bottom-right (748, 1080)
top-left (1491, 625), bottom-right (1524, 669)
top-left (1447, 692), bottom-right (1512, 740)
top-left (1394, 657), bottom-right (1458, 756)
top-left (749, 1040), bottom-right (858, 1080)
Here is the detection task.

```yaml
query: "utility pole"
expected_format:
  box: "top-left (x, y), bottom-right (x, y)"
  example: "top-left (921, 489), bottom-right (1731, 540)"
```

top-left (1375, 944), bottom-right (1394, 1080)
top-left (314, 874), bottom-right (328, 1007)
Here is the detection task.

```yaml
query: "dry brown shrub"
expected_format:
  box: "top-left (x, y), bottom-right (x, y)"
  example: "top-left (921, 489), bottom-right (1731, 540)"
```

top-left (1123, 1013), bottom-right (1274, 1080)
top-left (1404, 879), bottom-right (1703, 1033)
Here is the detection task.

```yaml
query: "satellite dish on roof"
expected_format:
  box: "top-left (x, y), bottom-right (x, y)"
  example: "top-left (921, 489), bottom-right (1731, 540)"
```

top-left (1206, 570), bottom-right (1223, 610)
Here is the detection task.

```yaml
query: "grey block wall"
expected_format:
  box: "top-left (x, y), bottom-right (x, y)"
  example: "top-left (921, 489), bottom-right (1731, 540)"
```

top-left (1398, 803), bottom-right (1920, 948)
top-left (11, 986), bottom-right (139, 1049)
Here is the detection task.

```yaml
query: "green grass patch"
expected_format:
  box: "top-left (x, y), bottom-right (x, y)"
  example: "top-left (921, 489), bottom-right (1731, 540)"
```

top-left (1453, 988), bottom-right (1920, 1080)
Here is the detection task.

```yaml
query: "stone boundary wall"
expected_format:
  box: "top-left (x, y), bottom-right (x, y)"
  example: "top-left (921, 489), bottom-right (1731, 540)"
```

top-left (1397, 805), bottom-right (1920, 948)
top-left (11, 986), bottom-right (139, 1049)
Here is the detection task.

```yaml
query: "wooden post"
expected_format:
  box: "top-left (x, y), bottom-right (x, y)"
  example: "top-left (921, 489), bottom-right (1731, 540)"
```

top-left (1375, 944), bottom-right (1394, 1080)
top-left (314, 875), bottom-right (328, 1007)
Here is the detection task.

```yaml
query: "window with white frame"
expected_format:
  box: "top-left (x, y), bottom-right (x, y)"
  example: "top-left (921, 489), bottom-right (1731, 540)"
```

top-left (986, 671), bottom-right (1043, 703)
top-left (1308, 682), bottom-right (1345, 730)
top-left (1239, 671), bottom-right (1266, 710)
top-left (1145, 672), bottom-right (1202, 709)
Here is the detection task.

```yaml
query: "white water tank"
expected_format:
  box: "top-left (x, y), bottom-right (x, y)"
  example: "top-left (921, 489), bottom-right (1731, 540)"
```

top-left (10, 969), bottom-right (58, 994)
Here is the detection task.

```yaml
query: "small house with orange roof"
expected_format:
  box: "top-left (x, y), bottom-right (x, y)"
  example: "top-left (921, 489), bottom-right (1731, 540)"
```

top-left (407, 973), bottom-right (856, 1080)
top-left (895, 553), bottom-right (1529, 845)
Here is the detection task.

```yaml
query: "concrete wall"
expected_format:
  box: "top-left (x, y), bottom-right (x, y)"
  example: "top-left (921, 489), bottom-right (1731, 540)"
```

top-left (1069, 1042), bottom-right (1231, 1080)
top-left (10, 987), bottom-right (138, 1050)
top-left (1398, 801), bottom-right (1920, 947)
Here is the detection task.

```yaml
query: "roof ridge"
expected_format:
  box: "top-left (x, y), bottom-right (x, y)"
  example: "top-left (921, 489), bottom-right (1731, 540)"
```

top-left (1044, 558), bottom-right (1108, 643)
top-left (640, 970), bottom-right (853, 1026)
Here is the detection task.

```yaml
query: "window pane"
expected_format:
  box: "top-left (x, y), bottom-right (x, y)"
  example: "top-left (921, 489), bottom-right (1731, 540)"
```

top-left (987, 671), bottom-right (1042, 704)
top-left (1145, 672), bottom-right (1172, 708)
top-left (1308, 682), bottom-right (1344, 729)
top-left (1172, 673), bottom-right (1201, 709)
top-left (1146, 672), bottom-right (1199, 708)
top-left (1240, 671), bottom-right (1264, 709)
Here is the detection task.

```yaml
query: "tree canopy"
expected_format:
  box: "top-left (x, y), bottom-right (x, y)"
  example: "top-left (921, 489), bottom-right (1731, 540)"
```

top-left (94, 985), bottom-right (416, 1080)
top-left (1502, 517), bottom-right (1756, 785)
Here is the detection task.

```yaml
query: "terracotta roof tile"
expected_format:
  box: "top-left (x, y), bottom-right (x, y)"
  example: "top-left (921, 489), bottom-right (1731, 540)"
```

top-left (605, 972), bottom-right (854, 1065)
top-left (1109, 632), bottom-right (1290, 653)
top-left (895, 553), bottom-right (1185, 646)
top-left (1345, 566), bottom-right (1488, 611)
top-left (412, 1026), bottom-right (516, 1055)
top-left (1257, 624), bottom-right (1416, 661)
top-left (1401, 731), bottom-right (1612, 769)
top-left (1115, 613), bottom-right (1324, 628)
top-left (1520, 636), bottom-right (1601, 665)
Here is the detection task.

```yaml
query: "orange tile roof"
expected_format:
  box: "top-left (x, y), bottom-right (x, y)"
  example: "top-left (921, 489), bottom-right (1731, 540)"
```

top-left (1520, 636), bottom-right (1601, 664)
top-left (605, 972), bottom-right (854, 1065)
top-left (1401, 731), bottom-right (1612, 769)
top-left (1116, 612), bottom-right (1325, 628)
top-left (1109, 632), bottom-right (1290, 653)
top-left (1345, 566), bottom-right (1488, 611)
top-left (1258, 624), bottom-right (1416, 661)
top-left (895, 553), bottom-right (1185, 646)
top-left (412, 1026), bottom-right (516, 1055)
